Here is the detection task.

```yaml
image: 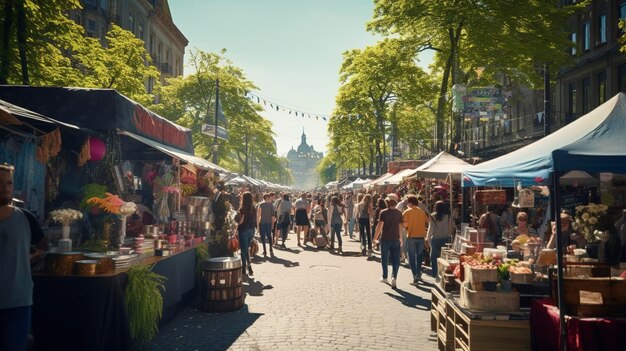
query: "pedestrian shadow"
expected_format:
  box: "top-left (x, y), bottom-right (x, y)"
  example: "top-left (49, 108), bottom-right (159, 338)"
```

top-left (148, 305), bottom-right (263, 351)
top-left (412, 281), bottom-right (436, 294)
top-left (329, 250), bottom-right (362, 257)
top-left (267, 255), bottom-right (300, 268)
top-left (243, 277), bottom-right (273, 296)
top-left (301, 245), bottom-right (321, 252)
top-left (384, 289), bottom-right (431, 311)
top-left (274, 246), bottom-right (302, 254)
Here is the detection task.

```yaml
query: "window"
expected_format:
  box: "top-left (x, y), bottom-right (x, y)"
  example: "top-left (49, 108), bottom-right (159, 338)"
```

top-left (138, 24), bottom-right (144, 41)
top-left (582, 22), bottom-right (591, 51)
top-left (581, 77), bottom-right (591, 114)
top-left (87, 18), bottom-right (97, 37)
top-left (621, 3), bottom-right (626, 21)
top-left (597, 71), bottom-right (607, 104)
top-left (570, 32), bottom-right (577, 55)
top-left (598, 14), bottom-right (606, 44)
top-left (568, 82), bottom-right (577, 123)
top-left (100, 0), bottom-right (108, 11)
top-left (128, 13), bottom-right (134, 33)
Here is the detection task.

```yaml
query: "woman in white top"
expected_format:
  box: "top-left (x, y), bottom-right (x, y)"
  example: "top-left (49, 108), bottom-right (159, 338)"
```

top-left (426, 201), bottom-right (452, 278)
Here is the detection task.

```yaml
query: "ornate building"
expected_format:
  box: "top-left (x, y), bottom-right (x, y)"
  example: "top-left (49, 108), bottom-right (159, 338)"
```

top-left (70, 0), bottom-right (188, 94)
top-left (287, 130), bottom-right (323, 190)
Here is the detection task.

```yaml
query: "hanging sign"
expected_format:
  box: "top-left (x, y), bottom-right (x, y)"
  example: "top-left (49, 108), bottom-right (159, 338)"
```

top-left (518, 188), bottom-right (535, 208)
top-left (201, 124), bottom-right (228, 141)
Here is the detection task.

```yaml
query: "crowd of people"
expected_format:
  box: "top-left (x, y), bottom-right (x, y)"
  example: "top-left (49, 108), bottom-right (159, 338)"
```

top-left (231, 188), bottom-right (454, 289)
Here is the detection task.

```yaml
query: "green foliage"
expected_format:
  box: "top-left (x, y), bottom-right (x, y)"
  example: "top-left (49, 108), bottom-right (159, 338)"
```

top-left (328, 38), bottom-right (437, 173)
top-left (150, 49), bottom-right (289, 183)
top-left (80, 238), bottom-right (109, 253)
top-left (195, 243), bottom-right (209, 277)
top-left (80, 183), bottom-right (108, 210)
top-left (365, 0), bottom-right (585, 152)
top-left (0, 1), bottom-right (159, 103)
top-left (124, 265), bottom-right (166, 343)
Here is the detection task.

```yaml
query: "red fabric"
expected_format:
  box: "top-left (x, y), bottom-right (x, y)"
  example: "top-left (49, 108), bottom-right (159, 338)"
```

top-left (530, 299), bottom-right (626, 351)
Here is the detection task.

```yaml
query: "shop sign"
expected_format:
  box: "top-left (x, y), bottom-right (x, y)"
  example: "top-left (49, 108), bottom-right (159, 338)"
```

top-left (132, 105), bottom-right (191, 150)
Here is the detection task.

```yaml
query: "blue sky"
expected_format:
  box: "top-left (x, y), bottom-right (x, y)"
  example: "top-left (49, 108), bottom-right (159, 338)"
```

top-left (168, 0), bottom-right (431, 157)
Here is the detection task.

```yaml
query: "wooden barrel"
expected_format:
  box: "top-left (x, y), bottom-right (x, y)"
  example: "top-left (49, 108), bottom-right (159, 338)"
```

top-left (200, 257), bottom-right (244, 312)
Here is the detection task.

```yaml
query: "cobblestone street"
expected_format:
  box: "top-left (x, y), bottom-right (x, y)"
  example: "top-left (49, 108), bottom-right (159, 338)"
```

top-left (150, 232), bottom-right (438, 351)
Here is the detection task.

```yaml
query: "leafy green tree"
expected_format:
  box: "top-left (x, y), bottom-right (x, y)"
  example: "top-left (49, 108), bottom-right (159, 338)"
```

top-left (368, 0), bottom-right (583, 152)
top-left (330, 38), bottom-right (436, 174)
top-left (151, 49), bottom-right (289, 184)
top-left (0, 1), bottom-right (159, 103)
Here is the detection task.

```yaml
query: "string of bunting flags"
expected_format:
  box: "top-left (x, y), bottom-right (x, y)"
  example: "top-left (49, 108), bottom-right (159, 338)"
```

top-left (245, 91), bottom-right (331, 122)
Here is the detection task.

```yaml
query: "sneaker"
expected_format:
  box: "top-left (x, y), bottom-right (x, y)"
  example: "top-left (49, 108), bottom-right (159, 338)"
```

top-left (380, 276), bottom-right (388, 284)
top-left (391, 278), bottom-right (397, 289)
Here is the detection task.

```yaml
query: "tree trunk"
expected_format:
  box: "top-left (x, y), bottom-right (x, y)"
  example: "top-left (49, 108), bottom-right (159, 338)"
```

top-left (0, 0), bottom-right (14, 84)
top-left (16, 0), bottom-right (28, 85)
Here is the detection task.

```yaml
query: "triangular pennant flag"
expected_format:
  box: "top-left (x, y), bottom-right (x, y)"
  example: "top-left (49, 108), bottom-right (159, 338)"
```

top-left (322, 117), bottom-right (327, 121)
top-left (270, 103), bottom-right (273, 109)
top-left (289, 111), bottom-right (292, 115)
top-left (257, 97), bottom-right (260, 103)
top-left (315, 116), bottom-right (318, 120)
top-left (276, 105), bottom-right (279, 111)
top-left (263, 100), bottom-right (266, 106)
top-left (295, 112), bottom-right (298, 116)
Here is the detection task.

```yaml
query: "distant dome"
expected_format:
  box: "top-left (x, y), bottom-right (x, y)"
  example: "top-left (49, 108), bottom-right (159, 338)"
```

top-left (297, 129), bottom-right (312, 153)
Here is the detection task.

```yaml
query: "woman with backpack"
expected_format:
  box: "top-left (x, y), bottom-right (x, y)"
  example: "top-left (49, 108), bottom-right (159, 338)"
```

top-left (326, 196), bottom-right (345, 251)
top-left (355, 194), bottom-right (374, 256)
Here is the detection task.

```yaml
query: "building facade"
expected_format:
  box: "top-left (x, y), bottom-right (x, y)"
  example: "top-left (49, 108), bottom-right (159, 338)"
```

top-left (556, 0), bottom-right (626, 125)
top-left (69, 0), bottom-right (188, 93)
top-left (286, 131), bottom-right (323, 190)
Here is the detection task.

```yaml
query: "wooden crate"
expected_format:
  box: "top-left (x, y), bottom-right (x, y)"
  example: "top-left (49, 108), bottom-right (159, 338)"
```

top-left (474, 190), bottom-right (507, 205)
top-left (464, 265), bottom-right (497, 286)
top-left (510, 272), bottom-right (533, 285)
top-left (461, 284), bottom-right (520, 313)
top-left (556, 277), bottom-right (626, 317)
top-left (453, 308), bottom-right (530, 351)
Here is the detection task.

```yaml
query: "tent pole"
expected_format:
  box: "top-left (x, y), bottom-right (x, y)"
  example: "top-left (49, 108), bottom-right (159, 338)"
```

top-left (551, 171), bottom-right (567, 350)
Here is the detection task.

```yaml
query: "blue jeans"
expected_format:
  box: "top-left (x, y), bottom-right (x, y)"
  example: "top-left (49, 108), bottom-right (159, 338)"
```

top-left (380, 240), bottom-right (400, 279)
top-left (0, 305), bottom-right (31, 351)
top-left (330, 223), bottom-right (342, 247)
top-left (407, 237), bottom-right (425, 279)
top-left (238, 228), bottom-right (255, 269)
top-left (358, 218), bottom-right (372, 251)
top-left (259, 223), bottom-right (273, 249)
top-left (430, 237), bottom-right (450, 278)
top-left (348, 217), bottom-right (355, 237)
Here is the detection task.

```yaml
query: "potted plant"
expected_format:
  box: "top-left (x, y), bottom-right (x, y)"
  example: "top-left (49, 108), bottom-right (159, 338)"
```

top-left (572, 203), bottom-right (608, 259)
top-left (124, 265), bottom-right (166, 344)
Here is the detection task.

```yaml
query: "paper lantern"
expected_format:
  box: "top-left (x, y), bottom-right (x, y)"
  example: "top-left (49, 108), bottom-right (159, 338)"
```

top-left (89, 137), bottom-right (106, 162)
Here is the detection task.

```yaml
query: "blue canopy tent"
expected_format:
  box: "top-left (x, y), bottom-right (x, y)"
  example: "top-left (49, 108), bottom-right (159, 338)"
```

top-left (462, 92), bottom-right (626, 187)
top-left (462, 92), bottom-right (626, 350)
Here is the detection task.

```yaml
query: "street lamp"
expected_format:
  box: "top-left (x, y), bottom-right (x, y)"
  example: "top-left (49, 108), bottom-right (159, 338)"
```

top-left (212, 143), bottom-right (219, 164)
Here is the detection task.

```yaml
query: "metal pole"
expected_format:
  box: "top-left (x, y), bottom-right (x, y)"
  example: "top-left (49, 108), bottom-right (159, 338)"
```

top-left (213, 79), bottom-right (219, 164)
top-left (544, 64), bottom-right (551, 136)
top-left (551, 171), bottom-right (567, 351)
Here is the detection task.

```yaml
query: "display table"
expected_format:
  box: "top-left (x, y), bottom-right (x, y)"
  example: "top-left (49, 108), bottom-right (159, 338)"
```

top-left (430, 286), bottom-right (531, 351)
top-left (32, 243), bottom-right (201, 351)
top-left (530, 298), bottom-right (626, 351)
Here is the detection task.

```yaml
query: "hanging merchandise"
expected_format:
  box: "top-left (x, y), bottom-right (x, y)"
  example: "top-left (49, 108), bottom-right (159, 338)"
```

top-left (89, 136), bottom-right (106, 162)
top-left (78, 138), bottom-right (91, 167)
top-left (36, 128), bottom-right (62, 163)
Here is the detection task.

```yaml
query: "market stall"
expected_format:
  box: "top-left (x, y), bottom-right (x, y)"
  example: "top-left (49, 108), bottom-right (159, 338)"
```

top-left (0, 86), bottom-right (234, 350)
top-left (458, 92), bottom-right (626, 349)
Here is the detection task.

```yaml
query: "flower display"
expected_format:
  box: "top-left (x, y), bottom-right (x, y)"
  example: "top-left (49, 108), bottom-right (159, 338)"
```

top-left (572, 203), bottom-right (608, 243)
top-left (119, 202), bottom-right (137, 217)
top-left (87, 192), bottom-right (136, 217)
top-left (50, 208), bottom-right (83, 226)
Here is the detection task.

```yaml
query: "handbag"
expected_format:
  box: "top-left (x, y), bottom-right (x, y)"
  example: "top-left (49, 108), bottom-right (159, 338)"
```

top-left (227, 235), bottom-right (240, 252)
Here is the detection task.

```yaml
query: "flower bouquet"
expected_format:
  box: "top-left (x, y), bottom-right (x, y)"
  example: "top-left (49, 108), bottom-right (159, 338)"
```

top-left (88, 193), bottom-right (137, 247)
top-left (572, 203), bottom-right (608, 243)
top-left (49, 208), bottom-right (83, 227)
top-left (49, 208), bottom-right (83, 251)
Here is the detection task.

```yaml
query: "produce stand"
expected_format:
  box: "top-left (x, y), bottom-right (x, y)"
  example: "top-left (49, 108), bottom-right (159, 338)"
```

top-left (31, 242), bottom-right (201, 351)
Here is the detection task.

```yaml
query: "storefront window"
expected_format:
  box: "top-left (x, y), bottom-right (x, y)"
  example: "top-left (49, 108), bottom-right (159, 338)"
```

top-left (581, 77), bottom-right (591, 114)
top-left (582, 22), bottom-right (590, 51)
top-left (597, 71), bottom-right (606, 104)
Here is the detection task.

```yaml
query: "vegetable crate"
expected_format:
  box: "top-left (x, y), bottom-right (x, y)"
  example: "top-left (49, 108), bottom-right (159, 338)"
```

top-left (460, 283), bottom-right (520, 313)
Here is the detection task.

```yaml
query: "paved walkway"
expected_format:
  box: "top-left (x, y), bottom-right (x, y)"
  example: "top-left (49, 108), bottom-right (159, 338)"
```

top-left (150, 231), bottom-right (438, 351)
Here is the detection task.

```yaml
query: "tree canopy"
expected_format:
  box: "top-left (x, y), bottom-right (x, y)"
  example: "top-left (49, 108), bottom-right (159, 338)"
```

top-left (151, 49), bottom-right (291, 184)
